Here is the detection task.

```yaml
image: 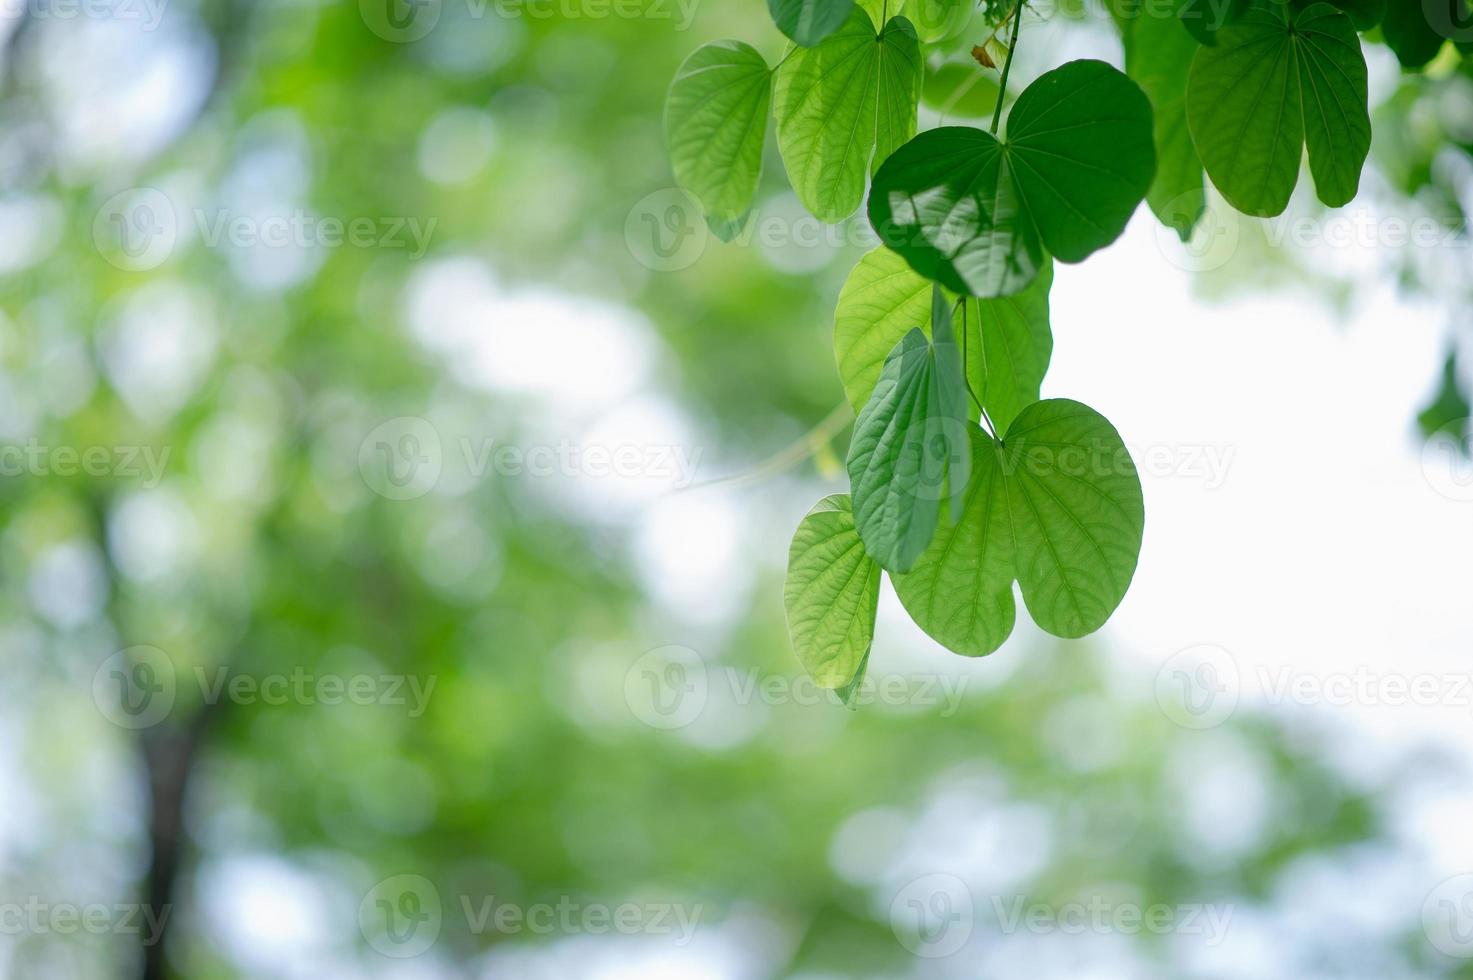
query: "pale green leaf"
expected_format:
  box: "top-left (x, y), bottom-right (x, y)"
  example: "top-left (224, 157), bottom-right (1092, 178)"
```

top-left (833, 247), bottom-right (1052, 432)
top-left (784, 494), bottom-right (882, 688)
top-left (774, 7), bottom-right (922, 222)
top-left (665, 41), bottom-right (772, 232)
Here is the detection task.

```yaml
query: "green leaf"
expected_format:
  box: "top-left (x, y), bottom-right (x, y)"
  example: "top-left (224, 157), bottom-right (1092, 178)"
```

top-left (665, 42), bottom-right (772, 233)
top-left (962, 259), bottom-right (1053, 433)
top-left (768, 0), bottom-right (856, 46)
top-left (1186, 2), bottom-right (1370, 217)
top-left (868, 59), bottom-right (1155, 297)
top-left (1000, 399), bottom-right (1145, 637)
top-left (847, 324), bottom-right (971, 573)
top-left (1179, 0), bottom-right (1250, 44)
top-left (774, 7), bottom-right (922, 222)
top-left (893, 400), bottom-right (1145, 656)
top-left (835, 647), bottom-right (871, 707)
top-left (785, 494), bottom-right (883, 688)
top-left (891, 425), bottom-right (1017, 656)
top-left (1314, 0), bottom-right (1384, 30)
top-left (832, 247), bottom-right (1053, 433)
top-left (921, 61), bottom-right (1002, 118)
top-left (1123, 4), bottom-right (1207, 240)
top-left (1380, 0), bottom-right (1449, 66)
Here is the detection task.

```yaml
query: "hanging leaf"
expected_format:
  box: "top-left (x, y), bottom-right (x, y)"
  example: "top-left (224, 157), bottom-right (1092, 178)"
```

top-left (891, 425), bottom-right (1017, 656)
top-left (868, 59), bottom-right (1155, 297)
top-left (785, 494), bottom-right (882, 688)
top-left (664, 42), bottom-right (772, 239)
top-left (833, 248), bottom-right (1053, 438)
top-left (774, 7), bottom-right (922, 222)
top-left (768, 0), bottom-right (856, 46)
top-left (1380, 0), bottom-right (1453, 66)
top-left (1178, 0), bottom-right (1249, 45)
top-left (847, 318), bottom-right (971, 573)
top-left (893, 399), bottom-right (1145, 656)
top-left (1187, 2), bottom-right (1370, 217)
top-left (1316, 0), bottom-right (1385, 30)
top-left (1123, 3), bottom-right (1207, 240)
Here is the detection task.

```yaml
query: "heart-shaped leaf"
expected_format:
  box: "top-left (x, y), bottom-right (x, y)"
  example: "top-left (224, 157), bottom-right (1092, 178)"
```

top-left (665, 41), bottom-right (772, 239)
top-left (768, 0), bottom-right (856, 46)
top-left (785, 494), bottom-right (882, 688)
top-left (774, 7), bottom-right (922, 222)
top-left (847, 308), bottom-right (971, 573)
top-left (893, 400), bottom-right (1145, 656)
top-left (868, 59), bottom-right (1155, 297)
top-left (1187, 2), bottom-right (1370, 217)
top-left (834, 247), bottom-right (1053, 433)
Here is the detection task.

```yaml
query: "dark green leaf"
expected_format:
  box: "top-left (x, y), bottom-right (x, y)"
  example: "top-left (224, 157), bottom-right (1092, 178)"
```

top-left (869, 60), bottom-right (1154, 297)
top-left (1380, 0), bottom-right (1453, 66)
top-left (768, 0), bottom-right (856, 46)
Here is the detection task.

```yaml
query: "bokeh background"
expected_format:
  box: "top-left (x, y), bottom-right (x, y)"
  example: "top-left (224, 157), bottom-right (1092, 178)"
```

top-left (2, 0), bottom-right (1473, 977)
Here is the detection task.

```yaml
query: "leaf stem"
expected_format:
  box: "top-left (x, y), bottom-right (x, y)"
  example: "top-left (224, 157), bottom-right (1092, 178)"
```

top-left (990, 0), bottom-right (1025, 136)
top-left (956, 298), bottom-right (997, 440)
top-left (675, 401), bottom-right (855, 493)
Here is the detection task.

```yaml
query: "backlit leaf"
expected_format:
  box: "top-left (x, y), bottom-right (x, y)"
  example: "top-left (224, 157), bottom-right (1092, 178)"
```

top-left (774, 7), bottom-right (922, 222)
top-left (665, 42), bottom-right (772, 234)
top-left (785, 494), bottom-right (882, 688)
